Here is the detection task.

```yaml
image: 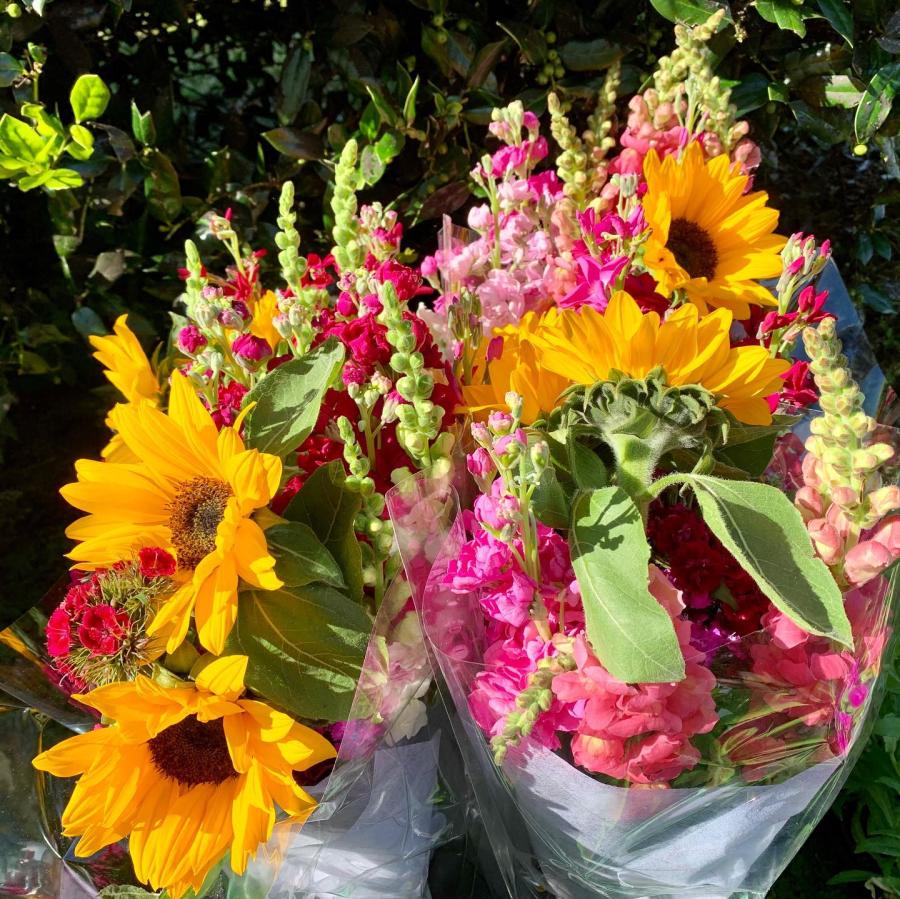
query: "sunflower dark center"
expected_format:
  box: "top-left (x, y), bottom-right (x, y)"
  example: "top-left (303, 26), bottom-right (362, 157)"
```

top-left (148, 715), bottom-right (237, 786)
top-left (168, 476), bottom-right (231, 570)
top-left (667, 217), bottom-right (718, 281)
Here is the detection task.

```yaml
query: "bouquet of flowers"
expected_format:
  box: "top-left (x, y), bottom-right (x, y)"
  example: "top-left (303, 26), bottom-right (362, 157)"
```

top-left (389, 13), bottom-right (900, 899)
top-left (0, 142), bottom-right (473, 899)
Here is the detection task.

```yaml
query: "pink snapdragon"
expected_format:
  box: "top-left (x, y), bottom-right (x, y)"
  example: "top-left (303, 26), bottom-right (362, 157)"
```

top-left (552, 569), bottom-right (718, 785)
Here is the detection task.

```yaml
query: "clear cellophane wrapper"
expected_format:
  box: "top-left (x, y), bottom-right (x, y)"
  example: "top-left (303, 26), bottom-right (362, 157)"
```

top-left (386, 441), bottom-right (899, 899)
top-left (0, 566), bottom-right (494, 899)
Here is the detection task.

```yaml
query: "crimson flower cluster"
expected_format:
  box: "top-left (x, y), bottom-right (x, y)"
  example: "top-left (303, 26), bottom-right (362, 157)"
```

top-left (648, 502), bottom-right (773, 638)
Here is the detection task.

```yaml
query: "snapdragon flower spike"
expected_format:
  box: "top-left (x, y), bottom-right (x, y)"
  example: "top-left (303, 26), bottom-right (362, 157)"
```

top-left (799, 319), bottom-right (900, 585)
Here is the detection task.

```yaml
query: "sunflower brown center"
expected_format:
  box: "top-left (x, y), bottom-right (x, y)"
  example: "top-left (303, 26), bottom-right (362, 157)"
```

top-left (667, 217), bottom-right (718, 281)
top-left (148, 715), bottom-right (238, 786)
top-left (168, 476), bottom-right (231, 570)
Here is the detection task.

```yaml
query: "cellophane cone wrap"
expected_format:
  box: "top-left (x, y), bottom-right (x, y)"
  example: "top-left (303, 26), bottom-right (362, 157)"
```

top-left (387, 468), bottom-right (899, 899)
top-left (0, 568), bottom-right (485, 899)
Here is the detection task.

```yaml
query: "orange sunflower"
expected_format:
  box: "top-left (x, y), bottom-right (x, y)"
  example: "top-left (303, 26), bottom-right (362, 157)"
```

top-left (61, 373), bottom-right (282, 654)
top-left (33, 655), bottom-right (334, 899)
top-left (642, 142), bottom-right (785, 320)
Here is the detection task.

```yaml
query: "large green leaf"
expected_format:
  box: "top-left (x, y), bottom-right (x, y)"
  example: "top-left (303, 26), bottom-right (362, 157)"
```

top-left (855, 63), bottom-right (900, 143)
top-left (225, 584), bottom-right (371, 722)
top-left (0, 114), bottom-right (45, 161)
top-left (817, 0), bottom-right (853, 46)
top-left (267, 521), bottom-right (346, 589)
top-left (570, 487), bottom-right (685, 683)
top-left (650, 0), bottom-right (730, 26)
top-left (283, 459), bottom-right (364, 602)
top-left (243, 340), bottom-right (344, 459)
top-left (754, 0), bottom-right (807, 36)
top-left (69, 74), bottom-right (110, 123)
top-left (684, 475), bottom-right (852, 646)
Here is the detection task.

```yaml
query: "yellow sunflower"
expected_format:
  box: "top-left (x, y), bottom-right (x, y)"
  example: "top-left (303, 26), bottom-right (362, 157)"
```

top-left (90, 315), bottom-right (162, 462)
top-left (534, 291), bottom-right (790, 425)
top-left (61, 373), bottom-right (282, 654)
top-left (249, 289), bottom-right (282, 352)
top-left (461, 311), bottom-right (572, 425)
top-left (642, 142), bottom-right (785, 320)
top-left (33, 655), bottom-right (334, 899)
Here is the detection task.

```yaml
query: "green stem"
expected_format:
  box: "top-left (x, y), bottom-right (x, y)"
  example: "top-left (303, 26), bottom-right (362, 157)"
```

top-left (607, 433), bottom-right (659, 516)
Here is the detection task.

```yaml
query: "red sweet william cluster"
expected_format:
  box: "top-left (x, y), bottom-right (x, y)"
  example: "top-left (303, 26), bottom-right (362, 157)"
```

top-left (46, 549), bottom-right (176, 689)
top-left (648, 502), bottom-right (773, 637)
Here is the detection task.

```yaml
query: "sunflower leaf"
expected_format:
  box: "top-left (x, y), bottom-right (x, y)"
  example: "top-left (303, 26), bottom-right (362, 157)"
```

top-left (266, 521), bottom-right (346, 589)
top-left (242, 339), bottom-right (344, 459)
top-left (570, 486), bottom-right (685, 683)
top-left (225, 583), bottom-right (371, 722)
top-left (681, 474), bottom-right (852, 646)
top-left (282, 459), bottom-right (364, 602)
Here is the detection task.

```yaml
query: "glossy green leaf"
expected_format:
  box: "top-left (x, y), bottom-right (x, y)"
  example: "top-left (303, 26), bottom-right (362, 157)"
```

top-left (824, 74), bottom-right (864, 108)
top-left (467, 40), bottom-right (507, 88)
top-left (283, 459), bottom-right (364, 603)
top-left (242, 339), bottom-right (344, 459)
top-left (130, 101), bottom-right (156, 146)
top-left (650, 0), bottom-right (730, 26)
top-left (142, 149), bottom-right (181, 222)
top-left (855, 63), bottom-right (900, 143)
top-left (0, 53), bottom-right (23, 89)
top-left (266, 521), bottom-right (346, 589)
top-left (42, 168), bottom-right (84, 190)
top-left (558, 39), bottom-right (620, 71)
top-left (754, 0), bottom-right (807, 36)
top-left (277, 45), bottom-right (312, 125)
top-left (403, 75), bottom-right (420, 125)
top-left (374, 131), bottom-right (403, 164)
top-left (817, 0), bottom-right (853, 45)
top-left (262, 127), bottom-right (323, 160)
top-left (570, 487), bottom-right (685, 683)
top-left (224, 583), bottom-right (370, 722)
top-left (360, 144), bottom-right (386, 185)
top-left (684, 474), bottom-right (852, 646)
top-left (68, 123), bottom-right (94, 150)
top-left (730, 73), bottom-right (770, 116)
top-left (0, 114), bottom-right (45, 161)
top-left (69, 74), bottom-right (110, 123)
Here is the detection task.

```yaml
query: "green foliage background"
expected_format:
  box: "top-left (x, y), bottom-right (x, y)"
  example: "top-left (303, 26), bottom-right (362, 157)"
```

top-left (0, 0), bottom-right (897, 894)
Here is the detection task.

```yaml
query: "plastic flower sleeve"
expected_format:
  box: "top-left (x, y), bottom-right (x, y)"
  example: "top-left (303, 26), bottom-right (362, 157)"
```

top-left (245, 569), bottom-right (482, 899)
top-left (0, 569), bottom-right (483, 899)
top-left (387, 470), bottom-right (899, 899)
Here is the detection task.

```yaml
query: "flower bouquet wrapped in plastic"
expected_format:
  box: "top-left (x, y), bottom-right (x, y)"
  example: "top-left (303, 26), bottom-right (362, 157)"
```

top-left (0, 143), bottom-right (479, 899)
top-left (388, 14), bottom-right (900, 898)
top-left (390, 320), bottom-right (899, 899)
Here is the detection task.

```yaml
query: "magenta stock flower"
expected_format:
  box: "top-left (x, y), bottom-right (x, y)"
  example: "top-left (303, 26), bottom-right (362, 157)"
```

top-left (232, 333), bottom-right (273, 364)
top-left (177, 324), bottom-right (207, 355)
